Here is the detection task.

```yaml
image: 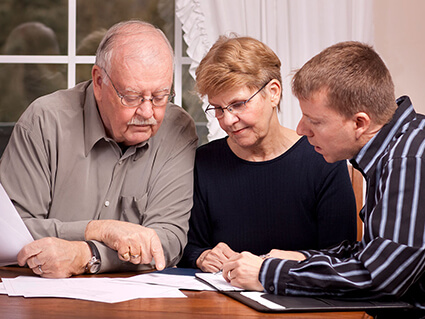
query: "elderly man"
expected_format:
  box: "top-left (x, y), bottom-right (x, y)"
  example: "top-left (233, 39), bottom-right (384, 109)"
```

top-left (0, 20), bottom-right (197, 278)
top-left (222, 41), bottom-right (425, 315)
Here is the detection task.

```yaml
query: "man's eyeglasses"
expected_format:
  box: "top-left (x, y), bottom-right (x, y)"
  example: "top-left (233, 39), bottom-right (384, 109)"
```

top-left (205, 81), bottom-right (269, 119)
top-left (100, 67), bottom-right (175, 108)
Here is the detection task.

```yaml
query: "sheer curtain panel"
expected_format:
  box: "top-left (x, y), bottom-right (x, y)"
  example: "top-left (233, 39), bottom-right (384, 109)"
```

top-left (176, 0), bottom-right (373, 141)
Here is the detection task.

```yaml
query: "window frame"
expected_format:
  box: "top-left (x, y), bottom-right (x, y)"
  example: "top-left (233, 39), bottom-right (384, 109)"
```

top-left (0, 0), bottom-right (190, 109)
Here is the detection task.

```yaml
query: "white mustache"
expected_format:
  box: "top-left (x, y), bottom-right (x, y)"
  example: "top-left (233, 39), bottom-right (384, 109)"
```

top-left (127, 117), bottom-right (158, 125)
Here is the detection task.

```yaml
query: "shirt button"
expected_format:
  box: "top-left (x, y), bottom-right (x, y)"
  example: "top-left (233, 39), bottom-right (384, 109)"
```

top-left (104, 201), bottom-right (110, 207)
top-left (118, 160), bottom-right (123, 165)
top-left (269, 285), bottom-right (275, 292)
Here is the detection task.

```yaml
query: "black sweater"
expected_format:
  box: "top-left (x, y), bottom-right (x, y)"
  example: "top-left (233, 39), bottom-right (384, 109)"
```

top-left (179, 136), bottom-right (357, 268)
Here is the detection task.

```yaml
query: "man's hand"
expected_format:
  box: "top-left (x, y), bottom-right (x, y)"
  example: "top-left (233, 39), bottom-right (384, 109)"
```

top-left (268, 249), bottom-right (306, 261)
top-left (222, 252), bottom-right (264, 291)
top-left (196, 242), bottom-right (236, 272)
top-left (85, 220), bottom-right (165, 270)
top-left (17, 237), bottom-right (91, 278)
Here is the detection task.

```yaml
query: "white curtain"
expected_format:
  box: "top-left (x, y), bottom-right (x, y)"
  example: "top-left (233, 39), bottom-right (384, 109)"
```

top-left (176, 0), bottom-right (374, 141)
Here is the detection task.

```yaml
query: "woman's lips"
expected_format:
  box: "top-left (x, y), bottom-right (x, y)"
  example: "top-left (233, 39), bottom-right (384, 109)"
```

top-left (231, 127), bottom-right (246, 135)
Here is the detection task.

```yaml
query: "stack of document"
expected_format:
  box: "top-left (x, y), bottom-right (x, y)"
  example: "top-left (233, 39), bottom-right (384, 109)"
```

top-left (0, 276), bottom-right (187, 303)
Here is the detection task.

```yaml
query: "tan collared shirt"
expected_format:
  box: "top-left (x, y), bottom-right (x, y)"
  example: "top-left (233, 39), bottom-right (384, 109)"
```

top-left (0, 81), bottom-right (198, 272)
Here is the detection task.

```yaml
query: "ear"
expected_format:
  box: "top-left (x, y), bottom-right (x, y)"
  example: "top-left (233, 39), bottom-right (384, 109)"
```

top-left (268, 79), bottom-right (281, 108)
top-left (92, 65), bottom-right (103, 102)
top-left (352, 112), bottom-right (371, 140)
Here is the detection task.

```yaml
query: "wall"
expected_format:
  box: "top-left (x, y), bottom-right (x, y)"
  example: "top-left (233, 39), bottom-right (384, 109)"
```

top-left (374, 0), bottom-right (425, 113)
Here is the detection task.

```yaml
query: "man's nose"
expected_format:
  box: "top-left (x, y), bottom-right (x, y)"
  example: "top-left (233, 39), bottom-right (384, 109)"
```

top-left (135, 100), bottom-right (154, 118)
top-left (296, 117), bottom-right (311, 137)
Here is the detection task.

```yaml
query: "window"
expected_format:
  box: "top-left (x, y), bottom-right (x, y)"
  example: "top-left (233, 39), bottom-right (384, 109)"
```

top-left (0, 0), bottom-right (207, 145)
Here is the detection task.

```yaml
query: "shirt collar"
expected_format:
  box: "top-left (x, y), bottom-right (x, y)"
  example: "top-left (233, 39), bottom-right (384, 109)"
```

top-left (350, 96), bottom-right (415, 177)
top-left (84, 81), bottom-right (106, 156)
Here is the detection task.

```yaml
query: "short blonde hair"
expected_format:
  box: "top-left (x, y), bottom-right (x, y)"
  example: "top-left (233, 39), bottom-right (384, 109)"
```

top-left (292, 41), bottom-right (397, 125)
top-left (196, 36), bottom-right (282, 107)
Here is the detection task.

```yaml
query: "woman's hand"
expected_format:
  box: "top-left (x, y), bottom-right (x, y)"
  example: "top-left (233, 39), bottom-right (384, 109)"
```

top-left (196, 242), bottom-right (236, 272)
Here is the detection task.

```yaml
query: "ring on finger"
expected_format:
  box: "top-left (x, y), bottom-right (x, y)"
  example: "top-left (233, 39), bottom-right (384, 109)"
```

top-left (130, 254), bottom-right (140, 259)
top-left (38, 265), bottom-right (43, 274)
top-left (227, 271), bottom-right (231, 280)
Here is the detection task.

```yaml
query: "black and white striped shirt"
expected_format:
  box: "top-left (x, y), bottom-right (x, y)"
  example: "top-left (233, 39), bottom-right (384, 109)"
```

top-left (259, 96), bottom-right (425, 308)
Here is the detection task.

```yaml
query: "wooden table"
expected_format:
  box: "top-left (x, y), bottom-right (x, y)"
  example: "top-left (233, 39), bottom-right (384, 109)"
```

top-left (0, 266), bottom-right (373, 319)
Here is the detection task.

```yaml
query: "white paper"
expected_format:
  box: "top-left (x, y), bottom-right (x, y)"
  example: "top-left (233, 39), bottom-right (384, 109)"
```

top-left (1, 270), bottom-right (226, 303)
top-left (195, 272), bottom-right (244, 291)
top-left (240, 291), bottom-right (287, 310)
top-left (0, 282), bottom-right (8, 294)
top-left (0, 183), bottom-right (34, 266)
top-left (117, 273), bottom-right (215, 291)
top-left (1, 276), bottom-right (186, 303)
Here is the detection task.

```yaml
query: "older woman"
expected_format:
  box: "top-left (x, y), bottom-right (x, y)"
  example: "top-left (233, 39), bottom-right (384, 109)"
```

top-left (178, 36), bottom-right (357, 272)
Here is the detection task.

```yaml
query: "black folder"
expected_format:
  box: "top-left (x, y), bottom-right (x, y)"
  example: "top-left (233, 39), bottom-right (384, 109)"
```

top-left (169, 268), bottom-right (414, 314)
top-left (223, 291), bottom-right (413, 313)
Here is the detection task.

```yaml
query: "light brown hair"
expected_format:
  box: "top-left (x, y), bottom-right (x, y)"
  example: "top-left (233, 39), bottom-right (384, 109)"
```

top-left (195, 35), bottom-right (282, 108)
top-left (292, 41), bottom-right (397, 125)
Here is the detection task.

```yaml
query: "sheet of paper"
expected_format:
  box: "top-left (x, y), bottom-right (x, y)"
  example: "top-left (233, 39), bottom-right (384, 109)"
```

top-left (0, 282), bottom-right (7, 295)
top-left (0, 183), bottom-right (34, 266)
top-left (240, 291), bottom-right (287, 310)
top-left (195, 272), bottom-right (244, 291)
top-left (117, 273), bottom-right (215, 291)
top-left (1, 276), bottom-right (186, 303)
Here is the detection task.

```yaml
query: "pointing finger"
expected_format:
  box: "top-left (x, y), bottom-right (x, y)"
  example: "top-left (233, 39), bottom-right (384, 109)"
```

top-left (150, 235), bottom-right (165, 270)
